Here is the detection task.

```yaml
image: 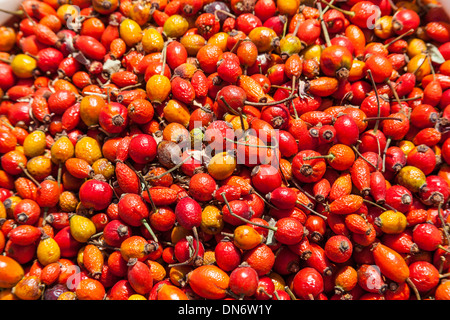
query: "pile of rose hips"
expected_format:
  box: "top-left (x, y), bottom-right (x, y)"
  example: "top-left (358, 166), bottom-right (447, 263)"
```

top-left (1, 0), bottom-right (450, 301)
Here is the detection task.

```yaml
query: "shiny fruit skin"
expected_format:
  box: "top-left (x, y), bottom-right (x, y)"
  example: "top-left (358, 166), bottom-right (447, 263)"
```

top-left (408, 261), bottom-right (440, 293)
top-left (79, 178), bottom-right (113, 211)
top-left (292, 267), bottom-right (324, 300)
top-left (75, 278), bottom-right (106, 300)
top-left (186, 265), bottom-right (229, 299)
top-left (69, 214), bottom-right (97, 243)
top-left (157, 283), bottom-right (188, 300)
top-left (229, 265), bottom-right (259, 297)
top-left (233, 225), bottom-right (264, 250)
top-left (0, 255), bottom-right (24, 288)
top-left (128, 134), bottom-right (157, 164)
top-left (118, 193), bottom-right (150, 227)
top-left (127, 259), bottom-right (153, 295)
top-left (214, 239), bottom-right (242, 272)
top-left (372, 243), bottom-right (410, 283)
top-left (175, 197), bottom-right (202, 230)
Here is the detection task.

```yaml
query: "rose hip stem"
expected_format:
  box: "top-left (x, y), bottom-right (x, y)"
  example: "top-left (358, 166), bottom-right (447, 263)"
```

top-left (321, 0), bottom-right (336, 15)
top-left (146, 154), bottom-right (193, 180)
top-left (366, 69), bottom-right (382, 134)
top-left (0, 8), bottom-right (24, 17)
top-left (223, 137), bottom-right (277, 149)
top-left (317, 1), bottom-right (331, 47)
top-left (251, 189), bottom-right (279, 210)
top-left (351, 146), bottom-right (378, 170)
top-left (384, 29), bottom-right (414, 49)
top-left (412, 55), bottom-right (428, 75)
top-left (381, 136), bottom-right (392, 173)
top-left (245, 76), bottom-right (297, 107)
top-left (399, 95), bottom-right (423, 102)
top-left (284, 286), bottom-right (297, 300)
top-left (406, 278), bottom-right (421, 300)
top-left (88, 239), bottom-right (120, 251)
top-left (290, 176), bottom-right (317, 201)
top-left (364, 117), bottom-right (403, 122)
top-left (17, 163), bottom-right (42, 189)
top-left (437, 202), bottom-right (450, 245)
top-left (168, 226), bottom-right (200, 268)
top-left (427, 51), bottom-right (437, 81)
top-left (220, 96), bottom-right (247, 136)
top-left (219, 96), bottom-right (240, 116)
top-left (214, 9), bottom-right (235, 19)
top-left (125, 161), bottom-right (159, 243)
top-left (386, 80), bottom-right (407, 116)
top-left (160, 40), bottom-right (171, 77)
top-left (319, 0), bottom-right (356, 18)
top-left (362, 198), bottom-right (390, 212)
top-left (295, 200), bottom-right (328, 220)
top-left (221, 192), bottom-right (276, 231)
top-left (230, 38), bottom-right (243, 54)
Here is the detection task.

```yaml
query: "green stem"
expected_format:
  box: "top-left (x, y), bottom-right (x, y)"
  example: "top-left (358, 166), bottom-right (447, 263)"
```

top-left (219, 96), bottom-right (240, 116)
top-left (384, 29), bottom-right (414, 49)
top-left (303, 154), bottom-right (334, 161)
top-left (290, 76), bottom-right (298, 116)
top-left (0, 8), bottom-right (24, 16)
top-left (351, 146), bottom-right (377, 170)
top-left (319, 0), bottom-right (355, 17)
top-left (399, 95), bottom-right (423, 102)
top-left (282, 15), bottom-right (288, 38)
top-left (0, 118), bottom-right (15, 131)
top-left (273, 290), bottom-right (281, 300)
top-left (362, 198), bottom-right (390, 212)
top-left (141, 218), bottom-right (158, 243)
top-left (296, 201), bottom-right (328, 220)
top-left (251, 189), bottom-right (279, 210)
top-left (224, 137), bottom-right (277, 149)
top-left (0, 57), bottom-right (11, 65)
top-left (292, 12), bottom-right (302, 37)
top-left (42, 207), bottom-right (49, 226)
top-left (284, 286), bottom-right (297, 300)
top-left (387, 80), bottom-right (406, 116)
top-left (160, 40), bottom-right (169, 76)
top-left (438, 244), bottom-right (450, 254)
top-left (221, 192), bottom-right (276, 231)
top-left (317, 1), bottom-right (331, 47)
top-left (237, 107), bottom-right (247, 136)
top-left (89, 231), bottom-right (104, 239)
top-left (321, 0), bottom-right (336, 14)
